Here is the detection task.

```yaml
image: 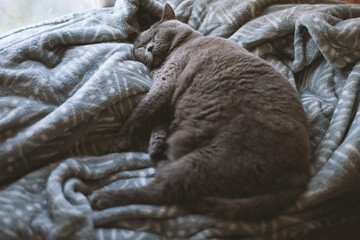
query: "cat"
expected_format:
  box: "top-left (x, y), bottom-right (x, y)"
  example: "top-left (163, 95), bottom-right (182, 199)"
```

top-left (90, 3), bottom-right (311, 221)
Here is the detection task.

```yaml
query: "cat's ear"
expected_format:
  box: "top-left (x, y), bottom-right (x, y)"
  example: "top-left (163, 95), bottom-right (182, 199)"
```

top-left (161, 3), bottom-right (176, 21)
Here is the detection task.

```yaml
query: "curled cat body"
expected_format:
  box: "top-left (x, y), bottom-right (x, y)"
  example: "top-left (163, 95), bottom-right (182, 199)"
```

top-left (90, 4), bottom-right (311, 221)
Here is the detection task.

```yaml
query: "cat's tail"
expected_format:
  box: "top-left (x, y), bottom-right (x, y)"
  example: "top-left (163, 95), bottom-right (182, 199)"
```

top-left (196, 190), bottom-right (301, 221)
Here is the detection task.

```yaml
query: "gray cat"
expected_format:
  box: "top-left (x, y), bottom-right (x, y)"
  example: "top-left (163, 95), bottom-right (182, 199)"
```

top-left (90, 4), bottom-right (311, 221)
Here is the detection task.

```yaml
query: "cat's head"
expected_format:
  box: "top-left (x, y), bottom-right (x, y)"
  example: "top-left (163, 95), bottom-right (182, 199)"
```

top-left (133, 4), bottom-right (196, 69)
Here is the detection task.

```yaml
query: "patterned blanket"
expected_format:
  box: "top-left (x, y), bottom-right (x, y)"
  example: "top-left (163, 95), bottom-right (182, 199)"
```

top-left (1, 0), bottom-right (360, 239)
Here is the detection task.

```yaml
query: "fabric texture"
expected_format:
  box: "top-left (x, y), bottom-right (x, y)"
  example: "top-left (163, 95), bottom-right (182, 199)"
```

top-left (1, 0), bottom-right (360, 239)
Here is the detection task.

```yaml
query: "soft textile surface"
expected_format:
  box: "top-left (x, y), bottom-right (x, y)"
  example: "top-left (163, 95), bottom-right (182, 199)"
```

top-left (1, 0), bottom-right (360, 239)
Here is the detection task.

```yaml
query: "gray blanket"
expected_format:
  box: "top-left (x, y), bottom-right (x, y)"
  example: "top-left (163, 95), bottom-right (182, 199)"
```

top-left (1, 0), bottom-right (360, 239)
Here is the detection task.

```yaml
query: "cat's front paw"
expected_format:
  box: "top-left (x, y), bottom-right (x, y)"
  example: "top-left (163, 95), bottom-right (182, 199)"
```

top-left (89, 190), bottom-right (116, 209)
top-left (149, 139), bottom-right (167, 162)
top-left (149, 125), bottom-right (168, 162)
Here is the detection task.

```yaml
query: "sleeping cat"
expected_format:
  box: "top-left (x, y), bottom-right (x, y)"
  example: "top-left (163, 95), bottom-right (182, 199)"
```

top-left (90, 4), bottom-right (311, 221)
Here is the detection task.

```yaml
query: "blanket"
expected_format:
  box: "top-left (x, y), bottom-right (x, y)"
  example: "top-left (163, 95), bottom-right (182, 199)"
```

top-left (1, 0), bottom-right (360, 239)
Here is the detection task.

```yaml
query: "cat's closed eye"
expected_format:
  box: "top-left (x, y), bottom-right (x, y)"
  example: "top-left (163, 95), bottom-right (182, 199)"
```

top-left (147, 45), bottom-right (154, 52)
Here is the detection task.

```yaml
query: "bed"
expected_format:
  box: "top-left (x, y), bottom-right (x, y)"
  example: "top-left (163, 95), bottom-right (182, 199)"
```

top-left (1, 0), bottom-right (360, 239)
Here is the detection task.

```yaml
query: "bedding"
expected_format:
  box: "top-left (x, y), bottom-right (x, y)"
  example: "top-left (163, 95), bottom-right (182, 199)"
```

top-left (1, 0), bottom-right (360, 239)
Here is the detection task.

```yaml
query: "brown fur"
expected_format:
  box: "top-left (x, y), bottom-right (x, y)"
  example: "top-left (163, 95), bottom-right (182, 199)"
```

top-left (90, 4), bottom-right (311, 221)
top-left (341, 0), bottom-right (360, 3)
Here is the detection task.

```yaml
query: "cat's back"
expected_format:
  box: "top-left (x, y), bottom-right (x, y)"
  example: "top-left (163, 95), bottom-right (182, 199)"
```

top-left (173, 35), bottom-right (308, 128)
top-left (178, 36), bottom-right (295, 101)
top-left (167, 33), bottom-right (310, 191)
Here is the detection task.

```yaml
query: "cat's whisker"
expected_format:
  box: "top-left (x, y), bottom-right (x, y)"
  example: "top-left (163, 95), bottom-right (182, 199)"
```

top-left (153, 43), bottom-right (167, 54)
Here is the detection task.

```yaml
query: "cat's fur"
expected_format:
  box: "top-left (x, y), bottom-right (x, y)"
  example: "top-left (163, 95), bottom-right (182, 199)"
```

top-left (90, 4), bottom-right (311, 221)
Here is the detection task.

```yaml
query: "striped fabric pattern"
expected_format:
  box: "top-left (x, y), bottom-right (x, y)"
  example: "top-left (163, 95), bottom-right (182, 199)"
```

top-left (0, 0), bottom-right (360, 239)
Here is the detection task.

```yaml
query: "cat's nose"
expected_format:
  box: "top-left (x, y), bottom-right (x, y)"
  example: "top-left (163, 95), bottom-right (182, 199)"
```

top-left (147, 45), bottom-right (154, 52)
